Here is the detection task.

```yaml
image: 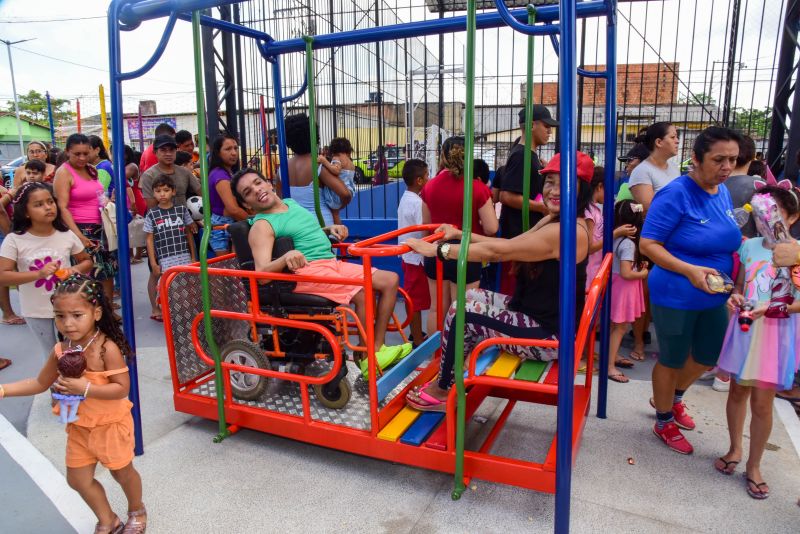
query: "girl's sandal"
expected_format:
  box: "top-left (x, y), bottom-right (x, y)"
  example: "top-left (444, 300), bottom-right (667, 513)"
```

top-left (122, 507), bottom-right (147, 533)
top-left (94, 515), bottom-right (124, 534)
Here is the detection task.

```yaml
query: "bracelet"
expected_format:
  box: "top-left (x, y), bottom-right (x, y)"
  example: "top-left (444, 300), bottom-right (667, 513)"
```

top-left (0, 384), bottom-right (5, 399)
top-left (83, 382), bottom-right (91, 398)
top-left (795, 250), bottom-right (800, 266)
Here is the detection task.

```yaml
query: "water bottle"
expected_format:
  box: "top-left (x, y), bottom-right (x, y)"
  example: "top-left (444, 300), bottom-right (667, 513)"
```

top-left (738, 301), bottom-right (754, 332)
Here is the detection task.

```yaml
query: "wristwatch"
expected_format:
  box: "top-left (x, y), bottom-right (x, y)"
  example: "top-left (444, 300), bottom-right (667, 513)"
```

top-left (437, 242), bottom-right (452, 261)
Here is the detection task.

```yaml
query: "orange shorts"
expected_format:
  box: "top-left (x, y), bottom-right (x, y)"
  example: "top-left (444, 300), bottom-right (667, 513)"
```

top-left (293, 258), bottom-right (376, 305)
top-left (65, 414), bottom-right (134, 471)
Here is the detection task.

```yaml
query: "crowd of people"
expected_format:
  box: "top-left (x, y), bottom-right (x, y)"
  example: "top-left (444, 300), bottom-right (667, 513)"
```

top-left (0, 109), bottom-right (799, 534)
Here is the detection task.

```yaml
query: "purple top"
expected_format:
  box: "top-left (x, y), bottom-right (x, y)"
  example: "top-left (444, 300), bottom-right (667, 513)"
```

top-left (208, 167), bottom-right (231, 216)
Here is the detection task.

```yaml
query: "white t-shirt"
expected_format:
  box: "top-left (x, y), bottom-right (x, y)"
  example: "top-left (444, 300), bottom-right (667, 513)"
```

top-left (397, 190), bottom-right (424, 266)
top-left (0, 230), bottom-right (84, 318)
top-left (628, 159), bottom-right (681, 194)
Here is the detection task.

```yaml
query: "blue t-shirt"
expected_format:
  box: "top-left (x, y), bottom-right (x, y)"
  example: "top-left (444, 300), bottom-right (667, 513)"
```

top-left (642, 175), bottom-right (741, 310)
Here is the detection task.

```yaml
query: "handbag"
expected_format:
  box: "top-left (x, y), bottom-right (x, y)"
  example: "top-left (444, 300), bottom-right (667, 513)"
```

top-left (100, 201), bottom-right (119, 252)
top-left (128, 215), bottom-right (146, 249)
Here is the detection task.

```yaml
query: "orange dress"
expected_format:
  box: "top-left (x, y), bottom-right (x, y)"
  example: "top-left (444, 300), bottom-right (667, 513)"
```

top-left (55, 344), bottom-right (135, 470)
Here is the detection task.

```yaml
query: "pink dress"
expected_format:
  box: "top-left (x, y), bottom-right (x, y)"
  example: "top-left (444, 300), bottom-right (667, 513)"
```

top-left (584, 202), bottom-right (603, 288)
top-left (609, 236), bottom-right (645, 324)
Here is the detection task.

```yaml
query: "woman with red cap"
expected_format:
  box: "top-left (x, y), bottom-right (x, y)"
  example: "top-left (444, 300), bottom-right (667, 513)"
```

top-left (404, 151), bottom-right (594, 411)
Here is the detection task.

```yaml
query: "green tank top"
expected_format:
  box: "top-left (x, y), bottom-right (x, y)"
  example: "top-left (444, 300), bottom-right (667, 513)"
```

top-left (249, 199), bottom-right (334, 262)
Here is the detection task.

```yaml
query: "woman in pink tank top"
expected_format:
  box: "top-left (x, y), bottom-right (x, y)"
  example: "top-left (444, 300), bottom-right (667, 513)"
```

top-left (54, 134), bottom-right (118, 304)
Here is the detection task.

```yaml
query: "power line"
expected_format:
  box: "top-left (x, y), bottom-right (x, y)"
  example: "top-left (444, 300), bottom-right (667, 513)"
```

top-left (0, 15), bottom-right (106, 24)
top-left (9, 45), bottom-right (197, 87)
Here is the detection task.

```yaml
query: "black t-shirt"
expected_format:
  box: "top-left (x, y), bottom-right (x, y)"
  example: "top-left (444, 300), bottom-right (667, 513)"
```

top-left (499, 143), bottom-right (544, 238)
top-left (509, 257), bottom-right (588, 337)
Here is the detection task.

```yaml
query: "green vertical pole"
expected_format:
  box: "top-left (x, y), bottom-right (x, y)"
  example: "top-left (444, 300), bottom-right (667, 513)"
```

top-left (451, 0), bottom-right (477, 501)
top-left (192, 11), bottom-right (229, 442)
top-left (304, 36), bottom-right (325, 228)
top-left (521, 7), bottom-right (537, 233)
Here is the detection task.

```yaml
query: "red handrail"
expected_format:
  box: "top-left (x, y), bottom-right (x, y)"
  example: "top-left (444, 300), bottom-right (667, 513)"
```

top-left (347, 223), bottom-right (443, 257)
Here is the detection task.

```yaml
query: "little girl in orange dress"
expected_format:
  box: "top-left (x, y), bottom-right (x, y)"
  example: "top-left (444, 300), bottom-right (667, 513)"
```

top-left (0, 274), bottom-right (146, 533)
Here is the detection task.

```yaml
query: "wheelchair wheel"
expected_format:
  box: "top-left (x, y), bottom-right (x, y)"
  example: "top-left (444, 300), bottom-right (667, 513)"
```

top-left (313, 379), bottom-right (351, 410)
top-left (221, 339), bottom-right (270, 401)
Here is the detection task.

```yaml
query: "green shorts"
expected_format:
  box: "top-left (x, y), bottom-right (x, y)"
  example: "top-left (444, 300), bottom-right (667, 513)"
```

top-left (650, 302), bottom-right (729, 369)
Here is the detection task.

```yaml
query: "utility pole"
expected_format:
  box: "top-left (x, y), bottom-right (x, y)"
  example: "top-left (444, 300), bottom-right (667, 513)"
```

top-left (1, 37), bottom-right (36, 159)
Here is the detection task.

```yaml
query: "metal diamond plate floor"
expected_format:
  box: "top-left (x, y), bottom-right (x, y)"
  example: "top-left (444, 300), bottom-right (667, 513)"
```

top-left (190, 360), bottom-right (424, 431)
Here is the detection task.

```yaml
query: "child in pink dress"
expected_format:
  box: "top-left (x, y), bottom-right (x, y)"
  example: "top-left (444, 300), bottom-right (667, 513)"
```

top-left (607, 200), bottom-right (648, 383)
top-left (714, 185), bottom-right (800, 499)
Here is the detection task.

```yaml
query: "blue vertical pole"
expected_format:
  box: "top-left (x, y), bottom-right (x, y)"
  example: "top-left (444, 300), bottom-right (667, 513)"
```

top-left (107, 0), bottom-right (144, 455)
top-left (270, 59), bottom-right (291, 198)
top-left (597, 2), bottom-right (617, 419)
top-left (555, 0), bottom-right (577, 532)
top-left (45, 91), bottom-right (56, 147)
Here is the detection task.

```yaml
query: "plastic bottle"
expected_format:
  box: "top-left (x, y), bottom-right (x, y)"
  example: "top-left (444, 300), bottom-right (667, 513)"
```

top-left (738, 301), bottom-right (754, 332)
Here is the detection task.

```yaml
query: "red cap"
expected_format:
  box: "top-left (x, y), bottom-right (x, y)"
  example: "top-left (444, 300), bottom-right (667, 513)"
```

top-left (540, 151), bottom-right (595, 183)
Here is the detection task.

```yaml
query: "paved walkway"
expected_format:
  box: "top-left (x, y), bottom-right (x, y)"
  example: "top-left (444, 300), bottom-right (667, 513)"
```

top-left (2, 261), bottom-right (800, 532)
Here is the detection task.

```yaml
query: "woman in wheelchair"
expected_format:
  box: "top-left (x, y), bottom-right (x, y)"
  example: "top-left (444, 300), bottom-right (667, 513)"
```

top-left (403, 152), bottom-right (593, 411)
top-left (231, 168), bottom-right (412, 369)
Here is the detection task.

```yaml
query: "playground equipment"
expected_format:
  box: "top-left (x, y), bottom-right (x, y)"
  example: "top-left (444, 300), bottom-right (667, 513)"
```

top-left (107, 1), bottom-right (620, 531)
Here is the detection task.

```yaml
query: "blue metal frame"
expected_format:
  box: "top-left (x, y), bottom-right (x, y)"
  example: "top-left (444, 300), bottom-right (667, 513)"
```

top-left (45, 91), bottom-right (56, 146)
top-left (107, 1), bottom-right (618, 530)
top-left (598, 2), bottom-right (618, 420)
top-left (555, 1), bottom-right (578, 531)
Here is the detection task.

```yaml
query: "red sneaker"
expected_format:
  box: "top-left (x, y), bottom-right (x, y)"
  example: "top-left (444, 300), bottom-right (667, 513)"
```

top-left (648, 398), bottom-right (696, 431)
top-left (653, 422), bottom-right (694, 455)
top-left (672, 401), bottom-right (695, 430)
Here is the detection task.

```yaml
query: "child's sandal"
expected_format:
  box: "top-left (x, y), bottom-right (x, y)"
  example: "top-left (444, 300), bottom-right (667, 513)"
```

top-left (122, 507), bottom-right (147, 533)
top-left (94, 516), bottom-right (123, 534)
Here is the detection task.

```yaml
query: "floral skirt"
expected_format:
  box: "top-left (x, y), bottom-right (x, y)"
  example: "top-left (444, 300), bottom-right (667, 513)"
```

top-left (76, 223), bottom-right (118, 281)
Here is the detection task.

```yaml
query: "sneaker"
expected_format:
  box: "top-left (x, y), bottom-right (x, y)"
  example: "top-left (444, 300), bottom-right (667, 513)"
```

top-left (653, 421), bottom-right (694, 454)
top-left (699, 369), bottom-right (717, 381)
top-left (359, 345), bottom-right (403, 379)
top-left (648, 397), bottom-right (696, 431)
top-left (671, 401), bottom-right (696, 430)
top-left (712, 376), bottom-right (731, 392)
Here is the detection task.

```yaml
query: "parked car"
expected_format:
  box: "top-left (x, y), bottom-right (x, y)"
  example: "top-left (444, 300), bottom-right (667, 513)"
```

top-left (1, 156), bottom-right (25, 189)
top-left (353, 145), bottom-right (406, 184)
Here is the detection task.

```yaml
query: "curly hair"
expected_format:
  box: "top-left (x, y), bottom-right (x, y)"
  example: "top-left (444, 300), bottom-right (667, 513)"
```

top-left (441, 136), bottom-right (466, 177)
top-left (51, 274), bottom-right (132, 358)
top-left (328, 137), bottom-right (353, 156)
top-left (284, 114), bottom-right (313, 155)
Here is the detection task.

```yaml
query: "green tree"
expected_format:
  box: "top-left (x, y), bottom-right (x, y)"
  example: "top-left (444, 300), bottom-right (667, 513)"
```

top-left (731, 107), bottom-right (772, 138)
top-left (5, 90), bottom-right (74, 125)
top-left (678, 92), bottom-right (717, 106)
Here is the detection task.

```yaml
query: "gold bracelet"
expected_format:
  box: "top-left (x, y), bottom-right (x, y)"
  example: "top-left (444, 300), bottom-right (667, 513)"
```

top-left (83, 382), bottom-right (91, 398)
top-left (0, 384), bottom-right (5, 399)
top-left (795, 250), bottom-right (800, 266)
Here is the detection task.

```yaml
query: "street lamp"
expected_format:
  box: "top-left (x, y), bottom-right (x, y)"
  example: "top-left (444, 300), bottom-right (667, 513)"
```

top-left (0, 37), bottom-right (36, 159)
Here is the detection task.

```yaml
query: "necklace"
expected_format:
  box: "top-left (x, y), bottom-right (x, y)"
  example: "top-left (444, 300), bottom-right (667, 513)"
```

top-left (68, 329), bottom-right (100, 353)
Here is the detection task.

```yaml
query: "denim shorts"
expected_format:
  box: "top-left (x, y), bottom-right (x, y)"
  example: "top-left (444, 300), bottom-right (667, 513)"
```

top-left (209, 213), bottom-right (235, 252)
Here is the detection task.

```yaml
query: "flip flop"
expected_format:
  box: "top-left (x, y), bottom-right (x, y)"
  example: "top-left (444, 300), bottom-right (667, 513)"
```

top-left (0, 358), bottom-right (12, 371)
top-left (608, 372), bottom-right (629, 384)
top-left (0, 316), bottom-right (26, 325)
top-left (130, 257), bottom-right (144, 264)
top-left (150, 314), bottom-right (163, 322)
top-left (628, 350), bottom-right (646, 362)
top-left (615, 357), bottom-right (635, 369)
top-left (406, 388), bottom-right (447, 412)
top-left (745, 475), bottom-right (769, 500)
top-left (714, 456), bottom-right (740, 475)
top-left (578, 365), bottom-right (599, 375)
